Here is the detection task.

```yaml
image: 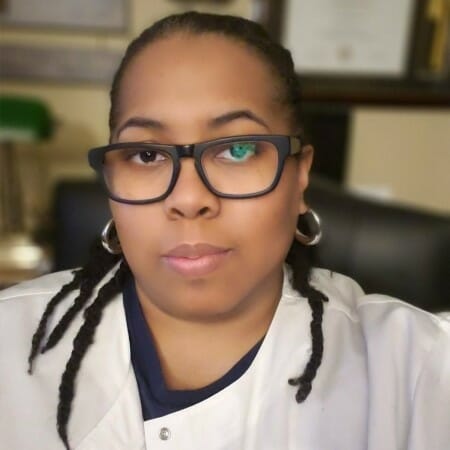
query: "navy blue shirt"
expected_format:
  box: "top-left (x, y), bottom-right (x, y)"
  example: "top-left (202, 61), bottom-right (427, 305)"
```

top-left (122, 276), bottom-right (263, 420)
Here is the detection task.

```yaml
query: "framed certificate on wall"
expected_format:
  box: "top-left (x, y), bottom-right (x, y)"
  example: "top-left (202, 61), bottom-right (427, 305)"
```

top-left (252, 0), bottom-right (450, 106)
top-left (281, 0), bottom-right (416, 77)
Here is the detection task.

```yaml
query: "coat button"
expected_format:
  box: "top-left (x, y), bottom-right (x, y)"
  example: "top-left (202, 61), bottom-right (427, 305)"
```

top-left (159, 427), bottom-right (171, 440)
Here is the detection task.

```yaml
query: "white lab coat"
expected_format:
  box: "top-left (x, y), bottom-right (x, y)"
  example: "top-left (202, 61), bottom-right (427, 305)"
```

top-left (0, 268), bottom-right (449, 450)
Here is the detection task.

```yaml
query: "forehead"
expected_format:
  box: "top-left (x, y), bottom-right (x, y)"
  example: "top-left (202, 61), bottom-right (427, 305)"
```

top-left (115, 33), bottom-right (286, 134)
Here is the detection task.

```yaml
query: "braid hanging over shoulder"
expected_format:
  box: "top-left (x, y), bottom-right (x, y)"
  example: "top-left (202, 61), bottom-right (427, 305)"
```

top-left (56, 261), bottom-right (129, 450)
top-left (41, 241), bottom-right (121, 354)
top-left (28, 240), bottom-right (121, 373)
top-left (27, 268), bottom-right (84, 374)
top-left (286, 241), bottom-right (329, 403)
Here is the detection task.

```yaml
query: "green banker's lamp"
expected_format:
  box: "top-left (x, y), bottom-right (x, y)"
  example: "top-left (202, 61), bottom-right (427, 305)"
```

top-left (0, 95), bottom-right (54, 284)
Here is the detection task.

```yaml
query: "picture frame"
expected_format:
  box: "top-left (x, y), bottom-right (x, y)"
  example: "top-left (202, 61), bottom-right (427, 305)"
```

top-left (0, 0), bottom-right (127, 31)
top-left (0, 44), bottom-right (123, 84)
top-left (253, 0), bottom-right (450, 106)
top-left (282, 0), bottom-right (416, 78)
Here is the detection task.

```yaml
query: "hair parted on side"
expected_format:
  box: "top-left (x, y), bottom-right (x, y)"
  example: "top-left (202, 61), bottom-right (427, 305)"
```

top-left (28, 11), bottom-right (327, 449)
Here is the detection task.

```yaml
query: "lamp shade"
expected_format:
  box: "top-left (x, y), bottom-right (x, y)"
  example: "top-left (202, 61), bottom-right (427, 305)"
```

top-left (0, 95), bottom-right (53, 142)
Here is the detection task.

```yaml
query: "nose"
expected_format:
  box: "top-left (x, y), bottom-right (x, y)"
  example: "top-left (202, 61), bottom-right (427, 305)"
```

top-left (163, 158), bottom-right (220, 220)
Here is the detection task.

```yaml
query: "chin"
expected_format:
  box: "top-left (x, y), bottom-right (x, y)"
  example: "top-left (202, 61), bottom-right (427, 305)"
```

top-left (156, 287), bottom-right (245, 322)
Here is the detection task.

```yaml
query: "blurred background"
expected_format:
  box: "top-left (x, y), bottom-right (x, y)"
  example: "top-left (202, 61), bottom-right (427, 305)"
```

top-left (0, 0), bottom-right (449, 293)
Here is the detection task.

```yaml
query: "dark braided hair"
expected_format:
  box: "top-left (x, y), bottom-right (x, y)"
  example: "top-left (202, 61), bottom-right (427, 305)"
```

top-left (28, 268), bottom-right (84, 374)
top-left (29, 11), bottom-right (328, 449)
top-left (28, 241), bottom-right (121, 374)
top-left (28, 241), bottom-right (125, 449)
top-left (286, 243), bottom-right (328, 402)
top-left (57, 261), bottom-right (129, 450)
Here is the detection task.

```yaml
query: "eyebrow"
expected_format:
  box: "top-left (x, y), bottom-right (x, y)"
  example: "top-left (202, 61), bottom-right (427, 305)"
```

top-left (116, 117), bottom-right (164, 139)
top-left (208, 109), bottom-right (270, 130)
top-left (115, 108), bottom-right (270, 139)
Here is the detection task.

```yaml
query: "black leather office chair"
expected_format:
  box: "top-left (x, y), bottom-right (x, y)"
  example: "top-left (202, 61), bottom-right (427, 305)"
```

top-left (53, 180), bottom-right (110, 272)
top-left (52, 178), bottom-right (450, 312)
top-left (306, 177), bottom-right (449, 312)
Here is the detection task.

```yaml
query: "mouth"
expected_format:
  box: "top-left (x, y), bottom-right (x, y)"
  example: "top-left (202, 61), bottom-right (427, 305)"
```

top-left (162, 243), bottom-right (232, 277)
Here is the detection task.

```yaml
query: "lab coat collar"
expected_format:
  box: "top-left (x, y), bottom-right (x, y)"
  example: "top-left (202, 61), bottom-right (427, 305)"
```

top-left (66, 289), bottom-right (145, 449)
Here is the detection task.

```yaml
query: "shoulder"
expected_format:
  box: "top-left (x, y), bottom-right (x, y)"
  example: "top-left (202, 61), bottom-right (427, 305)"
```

top-left (309, 267), bottom-right (448, 333)
top-left (0, 269), bottom-right (131, 449)
top-left (0, 271), bottom-right (78, 415)
top-left (0, 266), bottom-right (122, 334)
top-left (0, 270), bottom-right (78, 324)
top-left (0, 270), bottom-right (80, 374)
top-left (0, 270), bottom-right (76, 303)
top-left (309, 267), bottom-right (450, 375)
top-left (306, 270), bottom-right (450, 448)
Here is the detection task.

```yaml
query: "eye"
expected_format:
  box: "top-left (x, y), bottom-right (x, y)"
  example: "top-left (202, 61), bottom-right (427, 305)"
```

top-left (129, 150), bottom-right (167, 165)
top-left (216, 142), bottom-right (257, 162)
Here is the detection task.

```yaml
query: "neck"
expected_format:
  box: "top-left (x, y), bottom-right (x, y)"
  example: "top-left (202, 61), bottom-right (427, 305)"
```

top-left (136, 271), bottom-right (283, 390)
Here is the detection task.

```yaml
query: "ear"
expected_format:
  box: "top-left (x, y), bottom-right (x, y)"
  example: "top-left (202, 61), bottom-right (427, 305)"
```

top-left (296, 144), bottom-right (314, 214)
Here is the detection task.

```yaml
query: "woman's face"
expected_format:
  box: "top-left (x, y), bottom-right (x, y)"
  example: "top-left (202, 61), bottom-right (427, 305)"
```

top-left (110, 32), bottom-right (312, 321)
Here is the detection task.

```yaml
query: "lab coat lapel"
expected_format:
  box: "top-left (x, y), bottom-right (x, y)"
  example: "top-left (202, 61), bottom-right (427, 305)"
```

top-left (67, 292), bottom-right (146, 449)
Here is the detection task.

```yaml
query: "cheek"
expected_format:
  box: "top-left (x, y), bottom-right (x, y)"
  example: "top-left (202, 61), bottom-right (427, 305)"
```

top-left (110, 203), bottom-right (162, 262)
top-left (229, 188), bottom-right (299, 258)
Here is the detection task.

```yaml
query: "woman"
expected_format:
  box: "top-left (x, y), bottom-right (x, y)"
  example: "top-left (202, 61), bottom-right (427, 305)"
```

top-left (1, 12), bottom-right (449, 450)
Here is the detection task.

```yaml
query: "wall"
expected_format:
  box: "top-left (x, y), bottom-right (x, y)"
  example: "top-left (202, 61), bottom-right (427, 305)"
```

top-left (0, 0), bottom-right (449, 215)
top-left (347, 107), bottom-right (450, 214)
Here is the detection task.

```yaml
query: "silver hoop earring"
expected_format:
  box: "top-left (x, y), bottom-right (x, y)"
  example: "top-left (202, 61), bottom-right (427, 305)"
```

top-left (101, 219), bottom-right (122, 254)
top-left (295, 209), bottom-right (322, 246)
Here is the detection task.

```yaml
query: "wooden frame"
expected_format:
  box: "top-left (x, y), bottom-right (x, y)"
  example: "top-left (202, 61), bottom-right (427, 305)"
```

top-left (0, 44), bottom-right (122, 83)
top-left (0, 0), bottom-right (128, 32)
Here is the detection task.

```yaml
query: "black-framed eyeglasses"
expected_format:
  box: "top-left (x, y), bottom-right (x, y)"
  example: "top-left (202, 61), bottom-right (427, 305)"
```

top-left (88, 134), bottom-right (303, 204)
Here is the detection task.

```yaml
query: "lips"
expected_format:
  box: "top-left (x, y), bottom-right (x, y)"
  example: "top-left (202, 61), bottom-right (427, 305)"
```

top-left (162, 243), bottom-right (231, 277)
top-left (165, 243), bottom-right (228, 258)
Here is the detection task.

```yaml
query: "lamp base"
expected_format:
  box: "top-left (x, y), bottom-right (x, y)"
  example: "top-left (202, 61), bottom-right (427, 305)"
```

top-left (0, 233), bottom-right (50, 287)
